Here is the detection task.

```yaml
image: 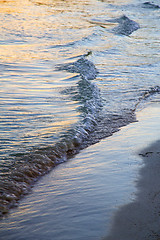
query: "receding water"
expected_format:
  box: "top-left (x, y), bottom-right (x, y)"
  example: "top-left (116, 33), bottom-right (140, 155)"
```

top-left (0, 103), bottom-right (160, 240)
top-left (0, 0), bottom-right (160, 223)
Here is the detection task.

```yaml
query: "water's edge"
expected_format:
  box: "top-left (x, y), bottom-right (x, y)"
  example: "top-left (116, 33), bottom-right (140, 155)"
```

top-left (1, 55), bottom-right (159, 217)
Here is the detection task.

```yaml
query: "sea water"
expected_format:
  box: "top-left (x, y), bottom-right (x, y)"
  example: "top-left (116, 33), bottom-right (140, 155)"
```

top-left (0, 102), bottom-right (160, 240)
top-left (0, 0), bottom-right (160, 231)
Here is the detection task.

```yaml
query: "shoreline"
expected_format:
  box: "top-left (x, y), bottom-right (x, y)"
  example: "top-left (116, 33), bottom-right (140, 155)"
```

top-left (104, 140), bottom-right (160, 240)
top-left (0, 102), bottom-right (160, 240)
top-left (104, 103), bottom-right (160, 240)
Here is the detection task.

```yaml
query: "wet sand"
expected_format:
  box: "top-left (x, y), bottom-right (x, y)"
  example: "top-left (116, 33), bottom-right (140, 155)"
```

top-left (104, 140), bottom-right (160, 240)
top-left (105, 103), bottom-right (160, 240)
top-left (0, 102), bottom-right (160, 240)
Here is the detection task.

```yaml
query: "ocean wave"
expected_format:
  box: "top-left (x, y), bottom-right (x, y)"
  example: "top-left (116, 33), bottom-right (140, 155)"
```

top-left (142, 2), bottom-right (160, 9)
top-left (88, 15), bottom-right (140, 36)
top-left (0, 56), bottom-right (159, 218)
top-left (108, 15), bottom-right (140, 36)
top-left (56, 57), bottom-right (99, 80)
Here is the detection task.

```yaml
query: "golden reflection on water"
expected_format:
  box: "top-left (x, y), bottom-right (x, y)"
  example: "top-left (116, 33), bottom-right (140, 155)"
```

top-left (0, 0), bottom-right (49, 61)
top-left (0, 43), bottom-right (49, 62)
top-left (0, 0), bottom-right (39, 15)
top-left (0, 0), bottom-right (94, 62)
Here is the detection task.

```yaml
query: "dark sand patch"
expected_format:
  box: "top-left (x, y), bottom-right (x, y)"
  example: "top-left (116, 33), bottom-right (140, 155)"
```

top-left (104, 140), bottom-right (160, 240)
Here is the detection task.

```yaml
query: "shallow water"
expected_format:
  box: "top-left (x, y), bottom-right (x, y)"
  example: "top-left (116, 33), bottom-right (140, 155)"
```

top-left (0, 0), bottom-right (160, 218)
top-left (0, 103), bottom-right (160, 240)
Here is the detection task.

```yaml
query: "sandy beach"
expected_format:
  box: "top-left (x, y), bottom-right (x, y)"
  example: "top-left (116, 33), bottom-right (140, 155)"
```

top-left (0, 102), bottom-right (160, 240)
top-left (104, 102), bottom-right (160, 240)
top-left (104, 141), bottom-right (160, 240)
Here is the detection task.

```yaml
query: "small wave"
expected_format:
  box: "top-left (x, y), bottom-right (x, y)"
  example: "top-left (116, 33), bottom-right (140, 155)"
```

top-left (142, 2), bottom-right (160, 9)
top-left (56, 57), bottom-right (98, 80)
top-left (88, 15), bottom-right (140, 36)
top-left (108, 15), bottom-right (140, 36)
top-left (135, 86), bottom-right (160, 110)
top-left (1, 54), bottom-right (159, 217)
top-left (0, 56), bottom-right (100, 217)
top-left (0, 107), bottom-right (136, 218)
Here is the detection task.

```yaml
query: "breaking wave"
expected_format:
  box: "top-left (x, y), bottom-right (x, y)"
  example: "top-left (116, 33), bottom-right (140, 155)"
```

top-left (89, 15), bottom-right (140, 36)
top-left (0, 56), bottom-right (160, 217)
top-left (109, 15), bottom-right (140, 36)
